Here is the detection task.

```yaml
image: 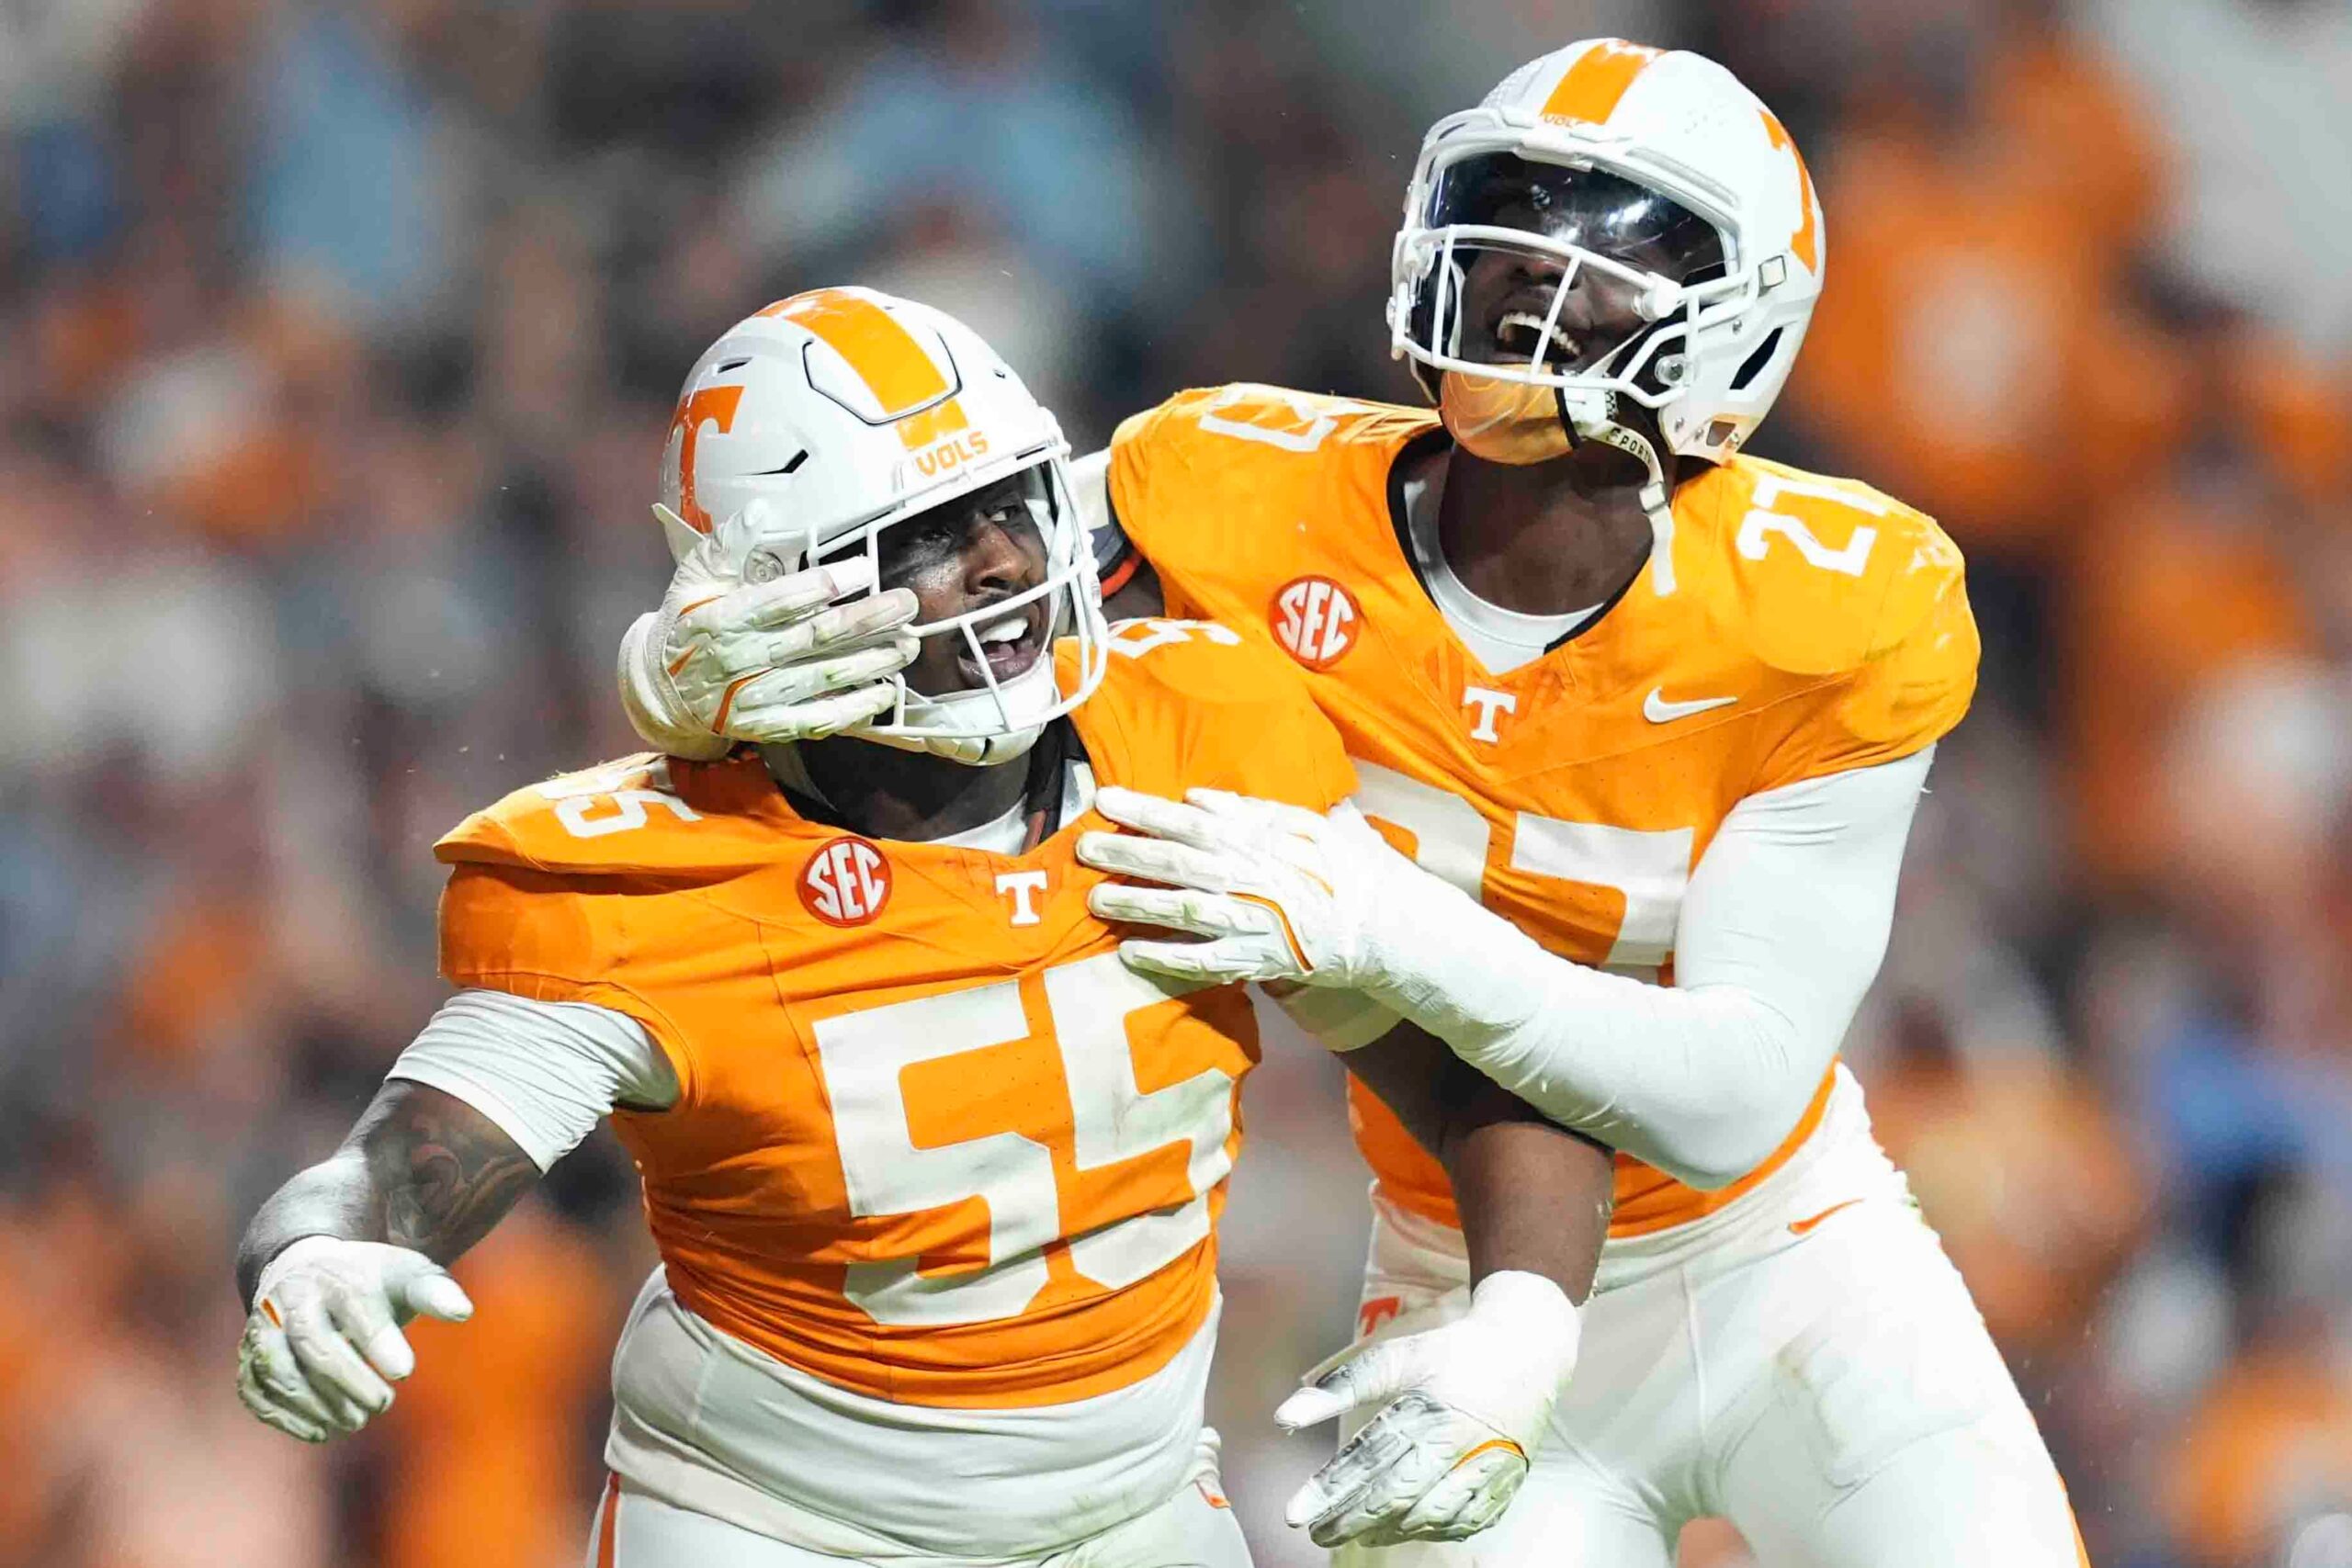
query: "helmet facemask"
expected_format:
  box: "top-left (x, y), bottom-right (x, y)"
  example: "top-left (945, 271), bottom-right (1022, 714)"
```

top-left (743, 449), bottom-right (1109, 767)
top-left (657, 288), bottom-right (1113, 767)
top-left (1399, 152), bottom-right (1738, 459)
top-left (1394, 151), bottom-right (1743, 593)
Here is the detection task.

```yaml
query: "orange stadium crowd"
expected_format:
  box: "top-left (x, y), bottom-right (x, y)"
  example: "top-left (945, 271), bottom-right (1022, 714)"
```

top-left (2, 2), bottom-right (2348, 1565)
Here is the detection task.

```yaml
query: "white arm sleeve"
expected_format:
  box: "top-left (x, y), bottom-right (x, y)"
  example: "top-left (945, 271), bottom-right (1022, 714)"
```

top-left (1267, 981), bottom-right (1400, 1052)
top-left (387, 989), bottom-right (680, 1172)
top-left (1363, 748), bottom-right (1934, 1190)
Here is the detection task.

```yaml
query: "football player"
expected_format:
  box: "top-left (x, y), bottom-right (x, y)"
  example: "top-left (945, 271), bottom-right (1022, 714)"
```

top-left (612, 43), bottom-right (2087, 1568)
top-left (231, 289), bottom-right (1600, 1567)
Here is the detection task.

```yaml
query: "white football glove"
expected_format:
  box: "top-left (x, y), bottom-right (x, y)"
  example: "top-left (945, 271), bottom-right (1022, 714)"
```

top-left (618, 504), bottom-right (921, 760)
top-left (1275, 1271), bottom-right (1579, 1547)
top-left (1077, 786), bottom-right (1421, 988)
top-left (234, 1235), bottom-right (475, 1444)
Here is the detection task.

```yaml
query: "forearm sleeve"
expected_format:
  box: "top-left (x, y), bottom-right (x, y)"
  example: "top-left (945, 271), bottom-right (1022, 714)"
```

top-left (1363, 748), bottom-right (1933, 1189)
top-left (1267, 982), bottom-right (1401, 1052)
top-left (387, 989), bottom-right (678, 1171)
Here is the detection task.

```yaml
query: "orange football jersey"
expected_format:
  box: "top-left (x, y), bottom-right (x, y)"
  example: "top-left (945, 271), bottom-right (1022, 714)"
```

top-left (435, 627), bottom-right (1353, 1408)
top-left (1108, 385), bottom-right (1978, 1238)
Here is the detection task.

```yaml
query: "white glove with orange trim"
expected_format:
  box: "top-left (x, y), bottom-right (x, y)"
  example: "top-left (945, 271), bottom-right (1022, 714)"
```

top-left (618, 504), bottom-right (921, 760)
top-left (1275, 1271), bottom-right (1579, 1547)
top-left (1077, 786), bottom-right (1424, 990)
top-left (234, 1236), bottom-right (475, 1443)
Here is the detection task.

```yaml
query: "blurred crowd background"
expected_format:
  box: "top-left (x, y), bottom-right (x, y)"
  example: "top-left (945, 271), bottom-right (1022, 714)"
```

top-left (4, 1), bottom-right (2350, 1564)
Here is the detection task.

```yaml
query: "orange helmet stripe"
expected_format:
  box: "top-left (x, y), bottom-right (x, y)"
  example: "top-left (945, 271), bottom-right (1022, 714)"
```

top-left (756, 289), bottom-right (970, 450)
top-left (759, 289), bottom-right (950, 416)
top-left (1538, 39), bottom-right (1660, 126)
top-left (1758, 108), bottom-right (1821, 273)
top-left (892, 397), bottom-right (971, 451)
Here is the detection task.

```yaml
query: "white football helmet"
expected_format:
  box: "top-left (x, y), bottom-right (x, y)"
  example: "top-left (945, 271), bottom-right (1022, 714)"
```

top-left (1389, 40), bottom-right (1826, 586)
top-left (658, 288), bottom-right (1107, 764)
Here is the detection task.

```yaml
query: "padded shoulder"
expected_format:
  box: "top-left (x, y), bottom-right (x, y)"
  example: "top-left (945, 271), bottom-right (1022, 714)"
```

top-left (1113, 384), bottom-right (1433, 468)
top-left (1697, 456), bottom-right (1973, 680)
top-left (435, 753), bottom-right (786, 881)
top-left (1108, 385), bottom-right (1434, 623)
top-left (1701, 458), bottom-right (1982, 789)
top-left (1077, 618), bottom-right (1356, 812)
top-left (1094, 616), bottom-right (1286, 700)
top-left (1112, 386), bottom-right (1429, 536)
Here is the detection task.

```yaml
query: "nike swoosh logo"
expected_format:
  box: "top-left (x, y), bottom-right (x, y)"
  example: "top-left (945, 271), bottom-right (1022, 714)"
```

top-left (1788, 1198), bottom-right (1862, 1236)
top-left (1644, 688), bottom-right (1738, 723)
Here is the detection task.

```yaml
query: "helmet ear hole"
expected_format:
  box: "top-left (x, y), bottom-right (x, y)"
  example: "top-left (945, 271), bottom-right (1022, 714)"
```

top-left (1729, 328), bottom-right (1785, 393)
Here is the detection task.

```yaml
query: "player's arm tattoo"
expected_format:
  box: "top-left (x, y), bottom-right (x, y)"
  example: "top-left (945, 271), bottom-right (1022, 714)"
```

top-left (356, 1084), bottom-right (540, 1258)
top-left (234, 1082), bottom-right (539, 1303)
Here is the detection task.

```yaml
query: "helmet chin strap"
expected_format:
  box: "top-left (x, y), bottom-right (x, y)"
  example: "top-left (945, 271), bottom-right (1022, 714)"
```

top-left (849, 657), bottom-right (1060, 766)
top-left (1439, 373), bottom-right (1679, 599)
top-left (854, 725), bottom-right (1041, 767)
top-left (1560, 389), bottom-right (1678, 598)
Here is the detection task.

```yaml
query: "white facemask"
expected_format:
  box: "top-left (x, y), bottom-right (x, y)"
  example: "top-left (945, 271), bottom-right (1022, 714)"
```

top-left (856, 654), bottom-right (1066, 766)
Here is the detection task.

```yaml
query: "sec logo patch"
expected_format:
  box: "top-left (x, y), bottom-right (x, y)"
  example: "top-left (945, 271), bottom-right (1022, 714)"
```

top-left (800, 836), bottom-right (893, 927)
top-left (1271, 575), bottom-right (1359, 671)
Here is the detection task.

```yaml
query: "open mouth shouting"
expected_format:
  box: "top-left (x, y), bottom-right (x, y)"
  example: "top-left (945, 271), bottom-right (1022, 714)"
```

top-left (1492, 308), bottom-right (1583, 371)
top-left (956, 601), bottom-right (1049, 687)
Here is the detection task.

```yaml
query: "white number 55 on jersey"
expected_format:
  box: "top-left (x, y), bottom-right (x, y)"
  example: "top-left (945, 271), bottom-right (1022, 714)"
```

top-left (811, 954), bottom-right (1236, 1328)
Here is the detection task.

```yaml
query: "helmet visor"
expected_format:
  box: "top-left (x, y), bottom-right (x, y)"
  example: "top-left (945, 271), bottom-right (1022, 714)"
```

top-left (1425, 152), bottom-right (1726, 285)
top-left (1405, 152), bottom-right (1730, 396)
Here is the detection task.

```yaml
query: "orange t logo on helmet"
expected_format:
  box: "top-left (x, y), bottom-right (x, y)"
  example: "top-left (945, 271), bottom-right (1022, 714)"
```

top-left (1757, 107), bottom-right (1820, 273)
top-left (667, 385), bottom-right (745, 536)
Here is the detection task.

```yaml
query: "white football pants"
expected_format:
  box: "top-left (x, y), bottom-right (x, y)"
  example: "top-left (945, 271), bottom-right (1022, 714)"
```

top-left (583, 1455), bottom-right (1250, 1568)
top-left (1339, 1115), bottom-right (2086, 1567)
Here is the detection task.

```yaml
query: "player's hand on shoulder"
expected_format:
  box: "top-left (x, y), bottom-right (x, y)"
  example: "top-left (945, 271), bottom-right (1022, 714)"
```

top-left (1078, 788), bottom-right (1412, 988)
top-left (618, 506), bottom-right (921, 758)
top-left (235, 1236), bottom-right (474, 1443)
top-left (1274, 1271), bottom-right (1579, 1547)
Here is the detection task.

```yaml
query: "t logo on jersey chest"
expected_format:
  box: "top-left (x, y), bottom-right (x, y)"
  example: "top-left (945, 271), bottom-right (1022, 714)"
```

top-left (800, 836), bottom-right (893, 926)
top-left (996, 870), bottom-right (1048, 928)
top-left (1271, 575), bottom-right (1360, 671)
top-left (1462, 685), bottom-right (1517, 744)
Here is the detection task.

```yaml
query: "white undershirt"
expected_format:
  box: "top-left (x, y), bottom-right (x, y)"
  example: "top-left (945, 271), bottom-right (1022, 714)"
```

top-left (930, 793), bottom-right (1032, 854)
top-left (1091, 449), bottom-right (1601, 673)
top-left (389, 989), bottom-right (672, 1170)
top-left (1400, 468), bottom-right (1598, 673)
